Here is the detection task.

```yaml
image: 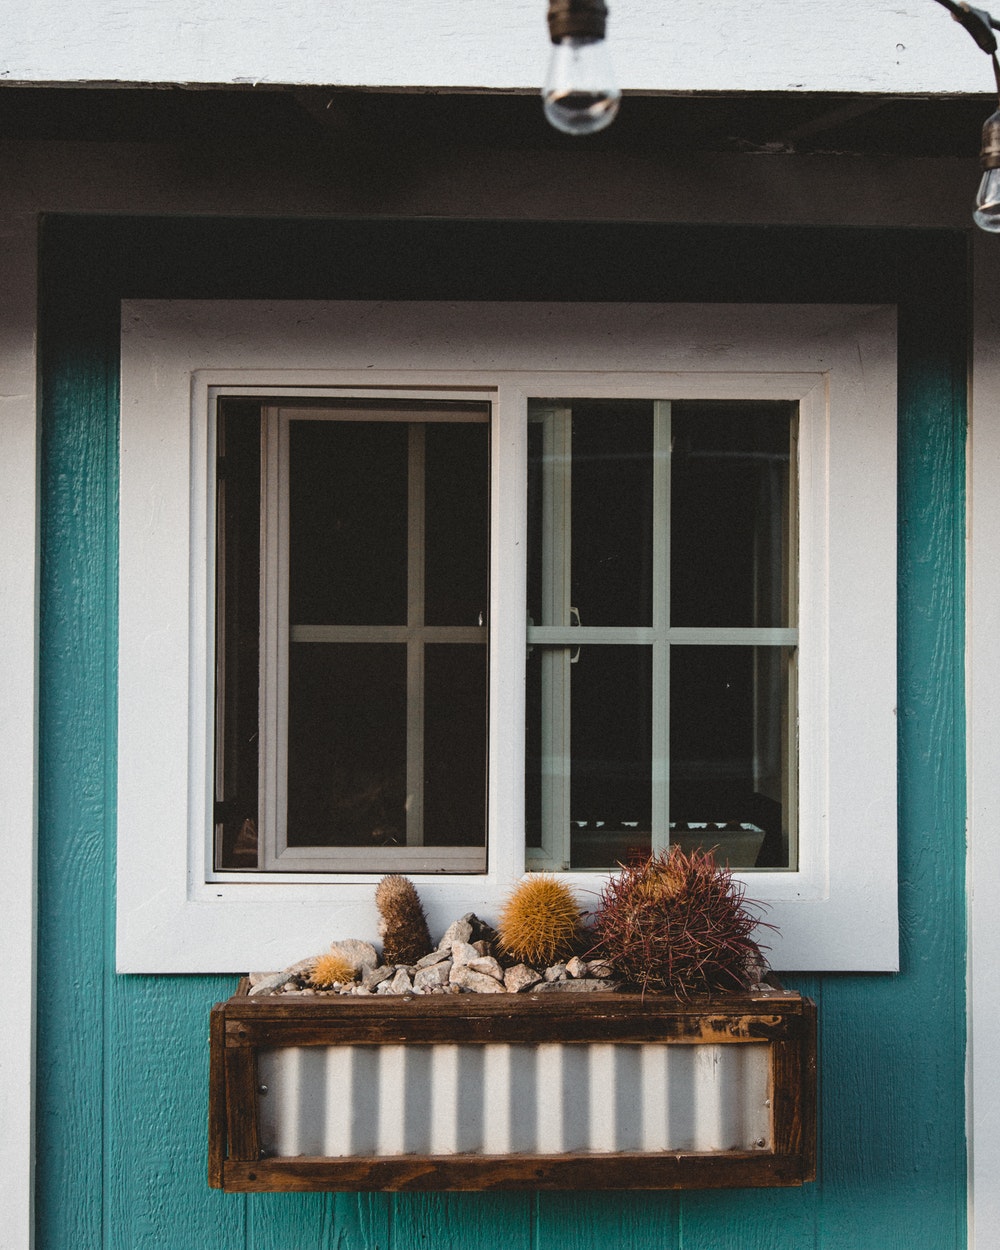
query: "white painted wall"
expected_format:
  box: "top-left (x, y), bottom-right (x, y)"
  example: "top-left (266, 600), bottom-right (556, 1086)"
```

top-left (0, 0), bottom-right (995, 93)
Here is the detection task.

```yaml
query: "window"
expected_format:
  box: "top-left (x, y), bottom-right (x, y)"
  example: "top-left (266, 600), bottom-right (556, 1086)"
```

top-left (216, 398), bottom-right (490, 873)
top-left (524, 399), bottom-right (797, 873)
top-left (117, 300), bottom-right (897, 973)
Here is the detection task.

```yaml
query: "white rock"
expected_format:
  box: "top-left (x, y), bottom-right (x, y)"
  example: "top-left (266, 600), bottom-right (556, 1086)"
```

top-left (504, 964), bottom-right (543, 993)
top-left (450, 941), bottom-right (480, 968)
top-left (362, 965), bottom-right (396, 991)
top-left (467, 955), bottom-right (504, 982)
top-left (544, 963), bottom-right (568, 982)
top-left (532, 979), bottom-right (620, 993)
top-left (390, 967), bottom-right (414, 994)
top-left (415, 947), bottom-right (452, 969)
top-left (329, 939), bottom-right (379, 976)
top-left (565, 956), bottom-right (588, 979)
top-left (450, 966), bottom-right (507, 993)
top-left (414, 961), bottom-right (452, 991)
top-left (246, 956), bottom-right (315, 996)
top-left (438, 917), bottom-right (474, 948)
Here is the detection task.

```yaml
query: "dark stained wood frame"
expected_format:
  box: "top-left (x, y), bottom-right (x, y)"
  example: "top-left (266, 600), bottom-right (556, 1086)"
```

top-left (209, 982), bottom-right (816, 1192)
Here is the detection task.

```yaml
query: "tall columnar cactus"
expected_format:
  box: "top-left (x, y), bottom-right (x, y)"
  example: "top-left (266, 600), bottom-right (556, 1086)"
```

top-left (496, 874), bottom-right (582, 967)
top-left (374, 874), bottom-right (433, 965)
top-left (591, 847), bottom-right (770, 998)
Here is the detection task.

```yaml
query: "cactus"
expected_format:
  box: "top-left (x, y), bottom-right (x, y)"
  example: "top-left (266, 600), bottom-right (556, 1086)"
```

top-left (309, 952), bottom-right (358, 988)
top-left (375, 874), bottom-right (433, 965)
top-left (591, 847), bottom-right (770, 998)
top-left (496, 874), bottom-right (582, 967)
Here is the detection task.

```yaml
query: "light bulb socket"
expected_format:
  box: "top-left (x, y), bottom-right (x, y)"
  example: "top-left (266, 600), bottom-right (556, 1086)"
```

top-left (982, 109), bottom-right (1000, 169)
top-left (547, 0), bottom-right (608, 44)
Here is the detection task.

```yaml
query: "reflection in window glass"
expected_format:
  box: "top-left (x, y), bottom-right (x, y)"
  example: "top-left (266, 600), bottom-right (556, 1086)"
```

top-left (526, 398), bottom-right (796, 872)
top-left (215, 400), bottom-right (490, 871)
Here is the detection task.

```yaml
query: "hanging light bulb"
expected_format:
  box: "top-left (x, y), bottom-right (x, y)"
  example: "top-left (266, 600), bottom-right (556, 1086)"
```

top-left (975, 110), bottom-right (1000, 231)
top-left (543, 0), bottom-right (620, 136)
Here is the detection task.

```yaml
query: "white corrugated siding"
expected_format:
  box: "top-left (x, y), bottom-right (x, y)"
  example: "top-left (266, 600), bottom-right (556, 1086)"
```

top-left (257, 1042), bottom-right (770, 1157)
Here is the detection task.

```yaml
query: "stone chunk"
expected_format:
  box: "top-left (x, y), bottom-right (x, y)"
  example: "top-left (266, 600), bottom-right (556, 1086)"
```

top-left (450, 941), bottom-right (480, 968)
top-left (544, 962), bottom-right (568, 982)
top-left (247, 957), bottom-right (315, 996)
top-left (565, 956), bottom-right (588, 979)
top-left (450, 965), bottom-right (507, 993)
top-left (329, 939), bottom-right (379, 976)
top-left (466, 955), bottom-right (504, 982)
top-left (414, 961), bottom-right (453, 991)
top-left (504, 964), bottom-right (543, 993)
top-left (531, 978), bottom-right (621, 993)
top-left (438, 917), bottom-right (474, 949)
top-left (415, 947), bottom-right (452, 969)
top-left (389, 967), bottom-right (414, 995)
top-left (362, 964), bottom-right (396, 991)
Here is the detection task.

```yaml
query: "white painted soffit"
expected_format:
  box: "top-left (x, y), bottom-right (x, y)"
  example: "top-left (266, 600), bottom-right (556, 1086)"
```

top-left (0, 0), bottom-right (996, 94)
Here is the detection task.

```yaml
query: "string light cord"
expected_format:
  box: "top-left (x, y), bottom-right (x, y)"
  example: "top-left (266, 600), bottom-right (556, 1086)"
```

top-left (933, 0), bottom-right (1000, 96)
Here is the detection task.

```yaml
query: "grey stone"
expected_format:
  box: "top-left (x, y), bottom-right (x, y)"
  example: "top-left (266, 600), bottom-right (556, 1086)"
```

top-left (438, 917), bottom-right (474, 949)
top-left (504, 964), bottom-right (543, 993)
top-left (467, 955), bottom-right (504, 982)
top-left (415, 947), bottom-right (452, 969)
top-left (450, 965), bottom-right (507, 993)
top-left (543, 963), bottom-right (568, 982)
top-left (450, 941), bottom-right (480, 968)
top-left (389, 967), bottom-right (414, 994)
top-left (362, 964), bottom-right (396, 991)
top-left (531, 978), bottom-right (621, 993)
top-left (329, 939), bottom-right (379, 976)
top-left (247, 956), bottom-right (315, 996)
top-left (414, 961), bottom-right (452, 991)
top-left (565, 956), bottom-right (588, 979)
top-left (586, 959), bottom-right (614, 979)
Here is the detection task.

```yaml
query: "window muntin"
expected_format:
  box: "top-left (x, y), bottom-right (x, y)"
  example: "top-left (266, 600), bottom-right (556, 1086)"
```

top-left (215, 398), bottom-right (490, 874)
top-left (525, 399), bottom-right (797, 872)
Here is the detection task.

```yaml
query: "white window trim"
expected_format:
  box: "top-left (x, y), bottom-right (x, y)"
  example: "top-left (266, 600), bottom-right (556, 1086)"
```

top-left (117, 300), bottom-right (897, 974)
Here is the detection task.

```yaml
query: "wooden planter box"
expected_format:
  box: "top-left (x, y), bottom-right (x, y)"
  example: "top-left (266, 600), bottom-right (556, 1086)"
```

top-left (209, 981), bottom-right (816, 1192)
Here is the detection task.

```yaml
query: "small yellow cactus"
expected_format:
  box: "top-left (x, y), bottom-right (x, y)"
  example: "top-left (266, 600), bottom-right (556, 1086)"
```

top-left (309, 952), bottom-right (358, 988)
top-left (497, 874), bottom-right (582, 967)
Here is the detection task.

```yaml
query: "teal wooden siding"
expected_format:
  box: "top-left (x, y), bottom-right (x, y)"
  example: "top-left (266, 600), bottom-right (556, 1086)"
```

top-left (36, 219), bottom-right (967, 1249)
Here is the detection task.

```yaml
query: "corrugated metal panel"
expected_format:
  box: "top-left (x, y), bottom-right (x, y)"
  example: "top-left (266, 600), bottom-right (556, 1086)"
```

top-left (258, 1042), bottom-right (770, 1157)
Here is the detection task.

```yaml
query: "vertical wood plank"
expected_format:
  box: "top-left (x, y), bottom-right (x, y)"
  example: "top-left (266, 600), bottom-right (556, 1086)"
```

top-left (248, 1193), bottom-right (391, 1250)
top-left (391, 1192), bottom-right (533, 1250)
top-left (536, 1191), bottom-right (680, 1250)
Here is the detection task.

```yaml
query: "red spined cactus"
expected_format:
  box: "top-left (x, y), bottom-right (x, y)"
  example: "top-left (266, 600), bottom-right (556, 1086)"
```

top-left (591, 847), bottom-right (771, 998)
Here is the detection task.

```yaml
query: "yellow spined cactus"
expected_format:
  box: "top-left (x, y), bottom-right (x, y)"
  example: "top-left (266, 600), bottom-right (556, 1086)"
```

top-left (497, 874), bottom-right (582, 967)
top-left (309, 952), bottom-right (358, 988)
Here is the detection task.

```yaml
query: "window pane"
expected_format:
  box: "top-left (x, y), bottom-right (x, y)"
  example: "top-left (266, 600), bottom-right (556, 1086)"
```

top-left (424, 644), bottom-right (488, 846)
top-left (425, 423), bottom-right (489, 627)
top-left (670, 645), bottom-right (795, 869)
top-left (215, 400), bottom-right (261, 870)
top-left (286, 643), bottom-right (408, 848)
top-left (289, 420), bottom-right (408, 626)
top-left (526, 644), bottom-right (653, 870)
top-left (527, 401), bottom-right (653, 629)
top-left (671, 402), bottom-right (795, 628)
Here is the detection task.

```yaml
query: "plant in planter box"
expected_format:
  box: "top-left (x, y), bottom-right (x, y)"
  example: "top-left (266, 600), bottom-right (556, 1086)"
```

top-left (591, 846), bottom-right (771, 998)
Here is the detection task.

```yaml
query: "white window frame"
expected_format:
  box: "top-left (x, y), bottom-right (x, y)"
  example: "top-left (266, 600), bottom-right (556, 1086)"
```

top-left (257, 400), bottom-right (491, 873)
top-left (117, 300), bottom-right (897, 974)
